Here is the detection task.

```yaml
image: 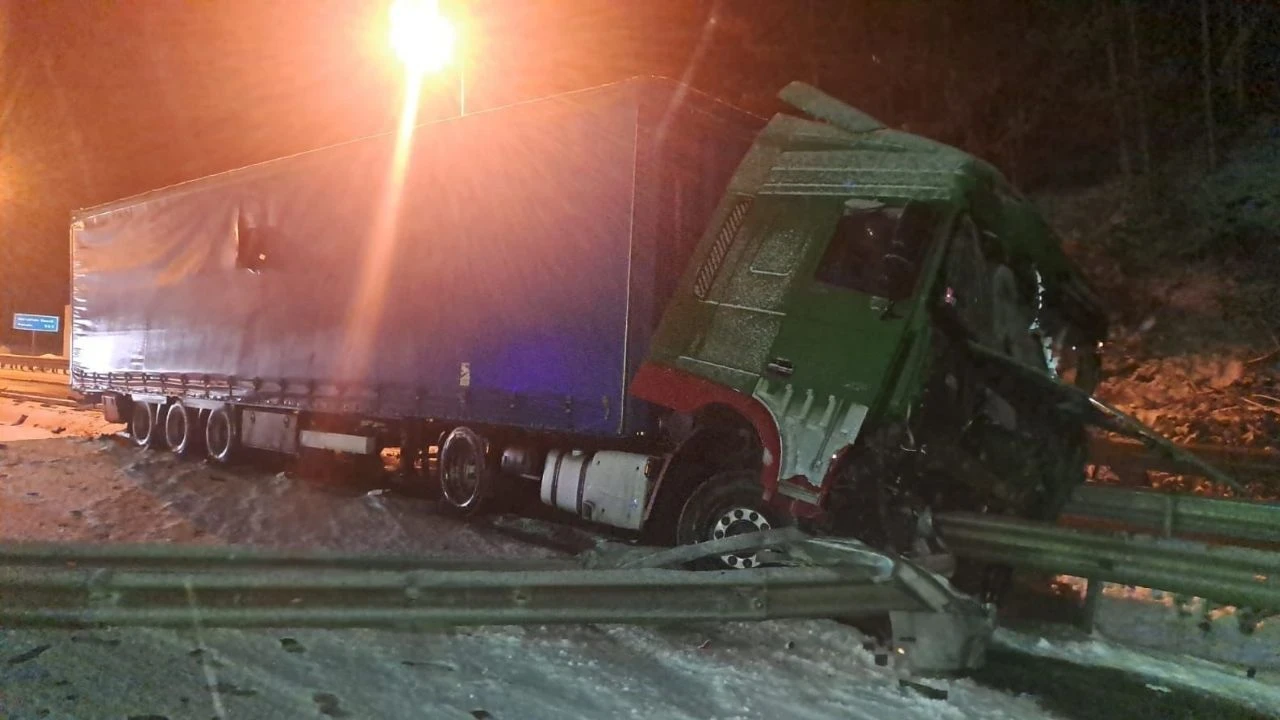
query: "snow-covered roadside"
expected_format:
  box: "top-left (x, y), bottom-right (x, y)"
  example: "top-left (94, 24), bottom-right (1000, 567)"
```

top-left (1085, 583), bottom-right (1280, 674)
top-left (0, 396), bottom-right (121, 442)
top-left (1, 620), bottom-right (1062, 720)
top-left (994, 581), bottom-right (1280, 717)
top-left (1, 398), bottom-right (1275, 718)
top-left (0, 404), bottom-right (1060, 719)
top-left (996, 624), bottom-right (1280, 717)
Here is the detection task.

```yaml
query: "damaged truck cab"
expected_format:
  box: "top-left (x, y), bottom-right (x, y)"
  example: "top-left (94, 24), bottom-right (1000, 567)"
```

top-left (631, 83), bottom-right (1107, 558)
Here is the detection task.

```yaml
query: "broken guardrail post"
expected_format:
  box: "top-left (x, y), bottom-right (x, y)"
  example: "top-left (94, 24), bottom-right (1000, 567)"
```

top-left (591, 529), bottom-right (994, 674)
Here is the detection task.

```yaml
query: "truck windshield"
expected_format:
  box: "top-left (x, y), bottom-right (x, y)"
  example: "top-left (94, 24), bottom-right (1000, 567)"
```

top-left (814, 202), bottom-right (941, 301)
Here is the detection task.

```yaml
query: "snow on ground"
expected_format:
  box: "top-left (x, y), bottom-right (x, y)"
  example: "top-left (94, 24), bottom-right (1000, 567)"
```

top-left (0, 433), bottom-right (548, 557)
top-left (990, 578), bottom-right (1280, 716)
top-left (1063, 580), bottom-right (1280, 674)
top-left (0, 395), bottom-right (119, 443)
top-left (0, 621), bottom-right (1056, 720)
top-left (1, 397), bottom-right (1276, 718)
top-left (0, 402), bottom-right (1059, 719)
top-left (995, 621), bottom-right (1280, 717)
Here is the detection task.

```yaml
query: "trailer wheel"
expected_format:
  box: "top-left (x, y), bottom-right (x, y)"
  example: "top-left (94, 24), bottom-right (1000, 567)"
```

top-left (205, 406), bottom-right (240, 464)
top-left (164, 401), bottom-right (201, 457)
top-left (130, 402), bottom-right (162, 449)
top-left (438, 427), bottom-right (492, 514)
top-left (676, 470), bottom-right (787, 570)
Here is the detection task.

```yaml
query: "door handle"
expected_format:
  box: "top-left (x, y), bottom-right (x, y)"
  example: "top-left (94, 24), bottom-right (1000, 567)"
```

top-left (766, 358), bottom-right (794, 378)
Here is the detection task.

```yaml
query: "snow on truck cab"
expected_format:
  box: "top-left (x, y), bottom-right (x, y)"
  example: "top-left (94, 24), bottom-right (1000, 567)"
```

top-left (71, 79), bottom-right (1107, 567)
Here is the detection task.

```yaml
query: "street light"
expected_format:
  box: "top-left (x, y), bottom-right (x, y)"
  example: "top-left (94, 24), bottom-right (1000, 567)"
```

top-left (388, 0), bottom-right (464, 114)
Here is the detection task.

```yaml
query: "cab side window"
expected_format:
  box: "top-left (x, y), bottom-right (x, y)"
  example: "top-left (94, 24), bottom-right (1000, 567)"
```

top-left (814, 203), bottom-right (938, 301)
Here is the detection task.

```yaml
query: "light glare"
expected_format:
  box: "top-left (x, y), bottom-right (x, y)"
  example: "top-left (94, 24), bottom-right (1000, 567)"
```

top-left (389, 0), bottom-right (456, 74)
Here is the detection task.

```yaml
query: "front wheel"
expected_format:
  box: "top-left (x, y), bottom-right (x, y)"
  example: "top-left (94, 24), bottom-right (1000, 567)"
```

top-left (675, 470), bottom-right (789, 569)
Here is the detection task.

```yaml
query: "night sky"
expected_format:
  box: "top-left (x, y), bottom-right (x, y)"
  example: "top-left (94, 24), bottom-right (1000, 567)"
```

top-left (2, 0), bottom-right (1276, 340)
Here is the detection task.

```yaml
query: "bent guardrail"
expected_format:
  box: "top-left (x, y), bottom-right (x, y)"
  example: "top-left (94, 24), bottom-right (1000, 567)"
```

top-left (5, 508), bottom-right (1280, 672)
top-left (0, 528), bottom-right (993, 674)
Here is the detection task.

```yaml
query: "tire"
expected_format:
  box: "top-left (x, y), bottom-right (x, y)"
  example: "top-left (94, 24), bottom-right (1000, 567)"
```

top-left (675, 470), bottom-right (788, 570)
top-left (164, 401), bottom-right (201, 457)
top-left (130, 402), bottom-right (162, 449)
top-left (438, 427), bottom-right (492, 514)
top-left (205, 406), bottom-right (239, 464)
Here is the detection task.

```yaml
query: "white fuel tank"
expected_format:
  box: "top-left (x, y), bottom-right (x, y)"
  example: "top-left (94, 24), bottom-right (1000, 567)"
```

top-left (540, 450), bottom-right (656, 531)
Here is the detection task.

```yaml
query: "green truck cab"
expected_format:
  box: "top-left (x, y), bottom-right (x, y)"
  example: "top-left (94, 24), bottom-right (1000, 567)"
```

top-left (632, 83), bottom-right (1107, 559)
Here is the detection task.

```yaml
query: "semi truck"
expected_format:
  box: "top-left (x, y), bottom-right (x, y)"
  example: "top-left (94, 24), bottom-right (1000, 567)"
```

top-left (72, 78), bottom-right (1108, 568)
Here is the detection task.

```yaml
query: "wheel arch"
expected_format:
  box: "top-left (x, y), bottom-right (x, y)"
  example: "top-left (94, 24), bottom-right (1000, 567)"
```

top-left (631, 362), bottom-right (792, 540)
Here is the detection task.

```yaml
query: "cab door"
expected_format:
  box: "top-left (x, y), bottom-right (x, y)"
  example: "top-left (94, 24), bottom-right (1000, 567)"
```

top-left (754, 196), bottom-right (943, 491)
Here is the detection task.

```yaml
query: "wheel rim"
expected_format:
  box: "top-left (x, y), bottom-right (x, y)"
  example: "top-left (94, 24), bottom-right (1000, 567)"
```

top-left (165, 406), bottom-right (188, 451)
top-left (131, 404), bottom-right (152, 446)
top-left (207, 412), bottom-right (230, 459)
top-left (441, 443), bottom-right (480, 508)
top-left (710, 506), bottom-right (772, 569)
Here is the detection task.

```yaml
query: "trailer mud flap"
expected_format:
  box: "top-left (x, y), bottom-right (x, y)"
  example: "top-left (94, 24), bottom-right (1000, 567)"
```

top-left (102, 394), bottom-right (131, 424)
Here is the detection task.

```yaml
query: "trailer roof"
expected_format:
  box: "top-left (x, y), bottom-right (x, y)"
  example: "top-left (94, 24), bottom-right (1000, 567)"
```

top-left (72, 76), bottom-right (762, 223)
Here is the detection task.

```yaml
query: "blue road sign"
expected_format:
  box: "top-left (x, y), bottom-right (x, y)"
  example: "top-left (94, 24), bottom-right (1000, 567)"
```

top-left (13, 313), bottom-right (60, 333)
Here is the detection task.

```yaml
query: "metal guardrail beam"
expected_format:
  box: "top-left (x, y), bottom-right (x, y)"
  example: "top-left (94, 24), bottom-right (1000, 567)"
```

top-left (0, 531), bottom-right (993, 673)
top-left (0, 565), bottom-right (918, 629)
top-left (0, 353), bottom-right (69, 373)
top-left (937, 512), bottom-right (1280, 610)
top-left (0, 539), bottom-right (579, 573)
top-left (1063, 484), bottom-right (1280, 545)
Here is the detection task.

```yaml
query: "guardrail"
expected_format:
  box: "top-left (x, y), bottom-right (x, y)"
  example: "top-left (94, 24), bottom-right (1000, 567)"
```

top-left (0, 352), bottom-right (69, 373)
top-left (1063, 483), bottom-right (1280, 545)
top-left (0, 528), bottom-right (992, 674)
top-left (4, 501), bottom-right (1279, 670)
top-left (937, 511), bottom-right (1280, 611)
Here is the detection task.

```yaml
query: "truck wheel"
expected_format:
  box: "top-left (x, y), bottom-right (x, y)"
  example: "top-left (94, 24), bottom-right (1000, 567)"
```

top-left (164, 401), bottom-right (201, 457)
top-left (205, 407), bottom-right (240, 464)
top-left (676, 470), bottom-right (786, 569)
top-left (438, 427), bottom-right (492, 514)
top-left (130, 402), bottom-right (162, 449)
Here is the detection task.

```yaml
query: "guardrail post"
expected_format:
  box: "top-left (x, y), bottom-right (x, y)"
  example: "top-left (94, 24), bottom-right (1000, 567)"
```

top-left (1079, 578), bottom-right (1102, 633)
